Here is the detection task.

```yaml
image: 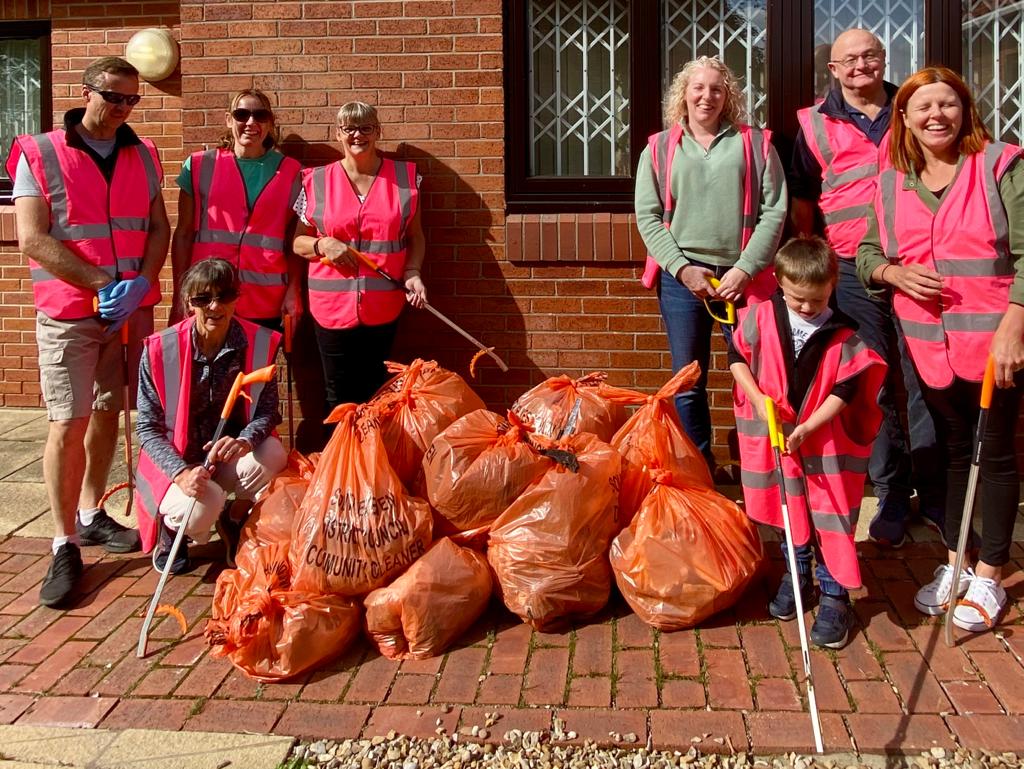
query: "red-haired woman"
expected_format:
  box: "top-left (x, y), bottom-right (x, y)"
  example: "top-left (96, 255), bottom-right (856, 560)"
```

top-left (857, 66), bottom-right (1024, 634)
top-left (171, 89), bottom-right (303, 330)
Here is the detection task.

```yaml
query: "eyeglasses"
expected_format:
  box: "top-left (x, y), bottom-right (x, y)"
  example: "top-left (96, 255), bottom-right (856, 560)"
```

top-left (85, 84), bottom-right (142, 107)
top-left (830, 50), bottom-right (884, 69)
top-left (188, 289), bottom-right (240, 308)
top-left (231, 107), bottom-right (273, 123)
top-left (339, 124), bottom-right (378, 136)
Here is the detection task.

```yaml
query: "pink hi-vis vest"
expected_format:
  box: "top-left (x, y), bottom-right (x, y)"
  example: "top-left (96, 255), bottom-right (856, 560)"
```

top-left (302, 157), bottom-right (419, 329)
top-left (640, 123), bottom-right (776, 303)
top-left (133, 317), bottom-right (280, 553)
top-left (6, 130), bottom-right (163, 320)
top-left (189, 148), bottom-right (302, 320)
top-left (732, 299), bottom-right (886, 589)
top-left (874, 142), bottom-right (1023, 389)
top-left (796, 106), bottom-right (891, 259)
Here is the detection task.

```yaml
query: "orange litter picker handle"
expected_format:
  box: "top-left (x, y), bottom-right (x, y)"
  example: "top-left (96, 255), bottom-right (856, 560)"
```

top-left (283, 313), bottom-right (293, 354)
top-left (981, 354), bottom-right (996, 408)
top-left (221, 365), bottom-right (277, 420)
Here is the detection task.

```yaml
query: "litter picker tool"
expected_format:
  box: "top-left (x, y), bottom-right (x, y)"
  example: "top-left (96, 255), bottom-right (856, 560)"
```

top-left (703, 276), bottom-right (736, 325)
top-left (765, 397), bottom-right (824, 753)
top-left (321, 249), bottom-right (509, 372)
top-left (944, 355), bottom-right (996, 648)
top-left (136, 364), bottom-right (277, 658)
top-left (283, 313), bottom-right (295, 447)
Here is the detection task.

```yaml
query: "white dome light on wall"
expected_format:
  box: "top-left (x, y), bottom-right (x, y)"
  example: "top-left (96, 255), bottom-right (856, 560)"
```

top-left (125, 27), bottom-right (179, 82)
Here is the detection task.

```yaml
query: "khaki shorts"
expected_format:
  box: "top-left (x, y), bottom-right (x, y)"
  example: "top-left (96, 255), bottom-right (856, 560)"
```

top-left (36, 309), bottom-right (154, 421)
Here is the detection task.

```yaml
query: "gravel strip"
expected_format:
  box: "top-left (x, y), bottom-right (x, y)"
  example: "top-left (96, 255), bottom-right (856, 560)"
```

top-left (286, 731), bottom-right (1023, 769)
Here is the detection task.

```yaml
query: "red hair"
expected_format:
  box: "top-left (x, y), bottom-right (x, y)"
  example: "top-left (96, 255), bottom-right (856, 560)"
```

top-left (889, 66), bottom-right (991, 174)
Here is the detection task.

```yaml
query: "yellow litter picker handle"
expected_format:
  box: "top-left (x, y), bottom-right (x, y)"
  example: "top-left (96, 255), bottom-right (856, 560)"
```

top-left (764, 396), bottom-right (786, 453)
top-left (703, 277), bottom-right (736, 325)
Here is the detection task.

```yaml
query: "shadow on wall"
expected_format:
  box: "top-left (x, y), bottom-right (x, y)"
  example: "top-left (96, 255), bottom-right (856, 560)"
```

top-left (276, 136), bottom-right (539, 452)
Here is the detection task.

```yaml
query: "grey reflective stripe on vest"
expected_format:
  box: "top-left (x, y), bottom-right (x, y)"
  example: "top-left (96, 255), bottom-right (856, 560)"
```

top-left (239, 269), bottom-right (287, 286)
top-left (735, 416), bottom-right (768, 437)
top-left (801, 454), bottom-right (869, 477)
top-left (194, 229), bottom-right (286, 251)
top-left (117, 257), bottom-right (143, 273)
top-left (196, 149), bottom-right (218, 234)
top-left (944, 312), bottom-right (1004, 331)
top-left (822, 204), bottom-right (867, 225)
top-left (741, 467), bottom-right (807, 497)
top-left (307, 276), bottom-right (400, 293)
top-left (933, 259), bottom-right (1013, 277)
top-left (133, 466), bottom-right (159, 517)
top-left (738, 305), bottom-right (762, 377)
top-left (50, 222), bottom-right (111, 240)
top-left (899, 318), bottom-right (946, 342)
top-left (132, 143), bottom-right (161, 202)
top-left (248, 326), bottom-right (274, 412)
top-left (31, 264), bottom-right (115, 282)
top-left (984, 142), bottom-right (1013, 265)
top-left (823, 163), bottom-right (878, 193)
top-left (111, 217), bottom-right (149, 232)
top-left (879, 169), bottom-right (899, 261)
top-left (811, 510), bottom-right (856, 535)
top-left (806, 110), bottom-right (835, 167)
top-left (654, 130), bottom-right (673, 223)
top-left (307, 166), bottom-right (328, 235)
top-left (392, 160), bottom-right (415, 236)
top-left (839, 335), bottom-right (872, 367)
top-left (160, 332), bottom-right (182, 436)
top-left (360, 238), bottom-right (405, 254)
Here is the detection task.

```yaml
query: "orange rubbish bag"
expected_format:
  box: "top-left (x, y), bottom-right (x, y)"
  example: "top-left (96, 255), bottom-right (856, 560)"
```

top-left (206, 542), bottom-right (363, 681)
top-left (511, 372), bottom-right (628, 441)
top-left (289, 403), bottom-right (433, 597)
top-left (368, 359), bottom-right (486, 490)
top-left (234, 450), bottom-right (317, 571)
top-left (364, 537), bottom-right (493, 660)
top-left (488, 432), bottom-right (622, 630)
top-left (423, 409), bottom-right (551, 533)
top-left (600, 362), bottom-right (712, 525)
top-left (610, 469), bottom-right (763, 631)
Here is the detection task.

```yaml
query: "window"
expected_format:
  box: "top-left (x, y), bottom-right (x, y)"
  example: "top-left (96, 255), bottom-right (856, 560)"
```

top-left (0, 20), bottom-right (51, 205)
top-left (963, 0), bottom-right (1024, 144)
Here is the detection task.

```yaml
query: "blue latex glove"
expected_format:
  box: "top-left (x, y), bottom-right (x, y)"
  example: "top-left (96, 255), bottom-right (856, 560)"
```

top-left (96, 280), bottom-right (118, 311)
top-left (98, 276), bottom-right (150, 322)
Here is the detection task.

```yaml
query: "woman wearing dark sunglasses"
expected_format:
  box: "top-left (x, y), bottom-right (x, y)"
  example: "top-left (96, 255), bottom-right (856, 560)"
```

top-left (135, 258), bottom-right (286, 573)
top-left (292, 101), bottom-right (427, 417)
top-left (170, 89), bottom-right (303, 330)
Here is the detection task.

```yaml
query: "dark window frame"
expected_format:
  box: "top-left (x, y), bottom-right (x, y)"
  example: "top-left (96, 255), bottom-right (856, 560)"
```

top-left (0, 19), bottom-right (52, 206)
top-left (504, 0), bottom-right (963, 215)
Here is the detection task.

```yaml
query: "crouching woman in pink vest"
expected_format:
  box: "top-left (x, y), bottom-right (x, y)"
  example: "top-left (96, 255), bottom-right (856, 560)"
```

top-left (292, 101), bottom-right (426, 416)
top-left (134, 259), bottom-right (287, 573)
top-left (634, 56), bottom-right (787, 474)
top-left (857, 67), bottom-right (1024, 634)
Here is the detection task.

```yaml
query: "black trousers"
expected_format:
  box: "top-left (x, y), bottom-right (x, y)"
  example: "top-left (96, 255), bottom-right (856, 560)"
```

top-left (922, 374), bottom-right (1023, 567)
top-left (313, 317), bottom-right (399, 411)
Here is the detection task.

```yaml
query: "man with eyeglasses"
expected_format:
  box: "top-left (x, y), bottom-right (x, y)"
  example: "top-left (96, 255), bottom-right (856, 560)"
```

top-left (790, 29), bottom-right (941, 553)
top-left (6, 56), bottom-right (169, 607)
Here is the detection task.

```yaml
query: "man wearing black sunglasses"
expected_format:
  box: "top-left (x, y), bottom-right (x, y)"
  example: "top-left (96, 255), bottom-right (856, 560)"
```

top-left (7, 56), bottom-right (170, 608)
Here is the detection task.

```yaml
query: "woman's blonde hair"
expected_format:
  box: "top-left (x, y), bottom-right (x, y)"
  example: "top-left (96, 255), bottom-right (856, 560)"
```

top-left (219, 88), bottom-right (279, 150)
top-left (663, 56), bottom-right (747, 130)
top-left (889, 66), bottom-right (991, 174)
top-left (337, 101), bottom-right (380, 127)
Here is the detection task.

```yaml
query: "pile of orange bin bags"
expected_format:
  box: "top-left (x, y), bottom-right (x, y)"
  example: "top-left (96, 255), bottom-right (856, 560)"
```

top-left (206, 362), bottom-right (764, 680)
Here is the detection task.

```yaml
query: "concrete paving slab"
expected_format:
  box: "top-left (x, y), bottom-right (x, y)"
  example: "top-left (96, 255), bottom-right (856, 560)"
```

top-left (9, 512), bottom-right (52, 539)
top-left (0, 482), bottom-right (50, 536)
top-left (0, 725), bottom-right (294, 769)
top-left (0, 410), bottom-right (46, 439)
top-left (0, 414), bottom-right (48, 443)
top-left (4, 458), bottom-right (44, 484)
top-left (0, 444), bottom-right (44, 483)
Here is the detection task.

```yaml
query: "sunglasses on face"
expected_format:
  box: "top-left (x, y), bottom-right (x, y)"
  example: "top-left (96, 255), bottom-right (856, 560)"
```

top-left (339, 124), bottom-right (378, 136)
top-left (85, 84), bottom-right (141, 107)
top-left (189, 289), bottom-right (240, 308)
top-left (231, 107), bottom-right (273, 123)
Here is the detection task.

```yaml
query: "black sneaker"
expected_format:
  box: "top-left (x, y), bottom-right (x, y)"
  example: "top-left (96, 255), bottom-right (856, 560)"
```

top-left (215, 511), bottom-right (245, 569)
top-left (39, 543), bottom-right (84, 607)
top-left (77, 509), bottom-right (141, 553)
top-left (152, 522), bottom-right (190, 575)
top-left (810, 595), bottom-right (851, 649)
top-left (768, 572), bottom-right (813, 621)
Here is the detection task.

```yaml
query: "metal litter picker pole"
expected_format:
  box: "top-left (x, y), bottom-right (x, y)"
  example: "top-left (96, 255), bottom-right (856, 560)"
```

top-left (136, 364), bottom-right (277, 658)
top-left (120, 322), bottom-right (134, 517)
top-left (765, 397), bottom-right (824, 753)
top-left (284, 313), bottom-right (295, 447)
top-left (324, 249), bottom-right (509, 372)
top-left (944, 355), bottom-right (996, 648)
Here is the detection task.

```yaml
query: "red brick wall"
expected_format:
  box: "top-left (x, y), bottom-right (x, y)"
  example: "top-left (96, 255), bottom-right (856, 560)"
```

top-left (1, 0), bottom-right (739, 462)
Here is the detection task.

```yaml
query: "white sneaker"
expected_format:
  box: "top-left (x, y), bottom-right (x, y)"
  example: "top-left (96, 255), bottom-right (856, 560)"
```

top-left (953, 575), bottom-right (1007, 632)
top-left (914, 564), bottom-right (972, 616)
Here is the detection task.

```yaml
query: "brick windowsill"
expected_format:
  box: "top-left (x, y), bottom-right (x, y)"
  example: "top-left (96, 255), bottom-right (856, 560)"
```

top-left (505, 213), bottom-right (647, 263)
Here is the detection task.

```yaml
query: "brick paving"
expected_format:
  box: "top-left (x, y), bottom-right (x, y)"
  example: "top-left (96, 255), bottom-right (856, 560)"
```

top-left (2, 533), bottom-right (1024, 756)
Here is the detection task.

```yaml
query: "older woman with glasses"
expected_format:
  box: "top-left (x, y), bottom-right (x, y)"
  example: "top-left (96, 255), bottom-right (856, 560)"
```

top-left (134, 259), bottom-right (286, 574)
top-left (170, 89), bottom-right (303, 329)
top-left (292, 101), bottom-right (426, 413)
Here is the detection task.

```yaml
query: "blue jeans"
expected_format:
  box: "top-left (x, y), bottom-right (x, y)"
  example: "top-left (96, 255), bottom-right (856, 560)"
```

top-left (782, 539), bottom-right (847, 599)
top-left (658, 265), bottom-right (734, 467)
top-left (834, 259), bottom-right (940, 513)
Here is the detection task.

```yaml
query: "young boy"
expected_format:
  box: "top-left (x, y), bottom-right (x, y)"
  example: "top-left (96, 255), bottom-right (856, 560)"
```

top-left (729, 237), bottom-right (886, 648)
